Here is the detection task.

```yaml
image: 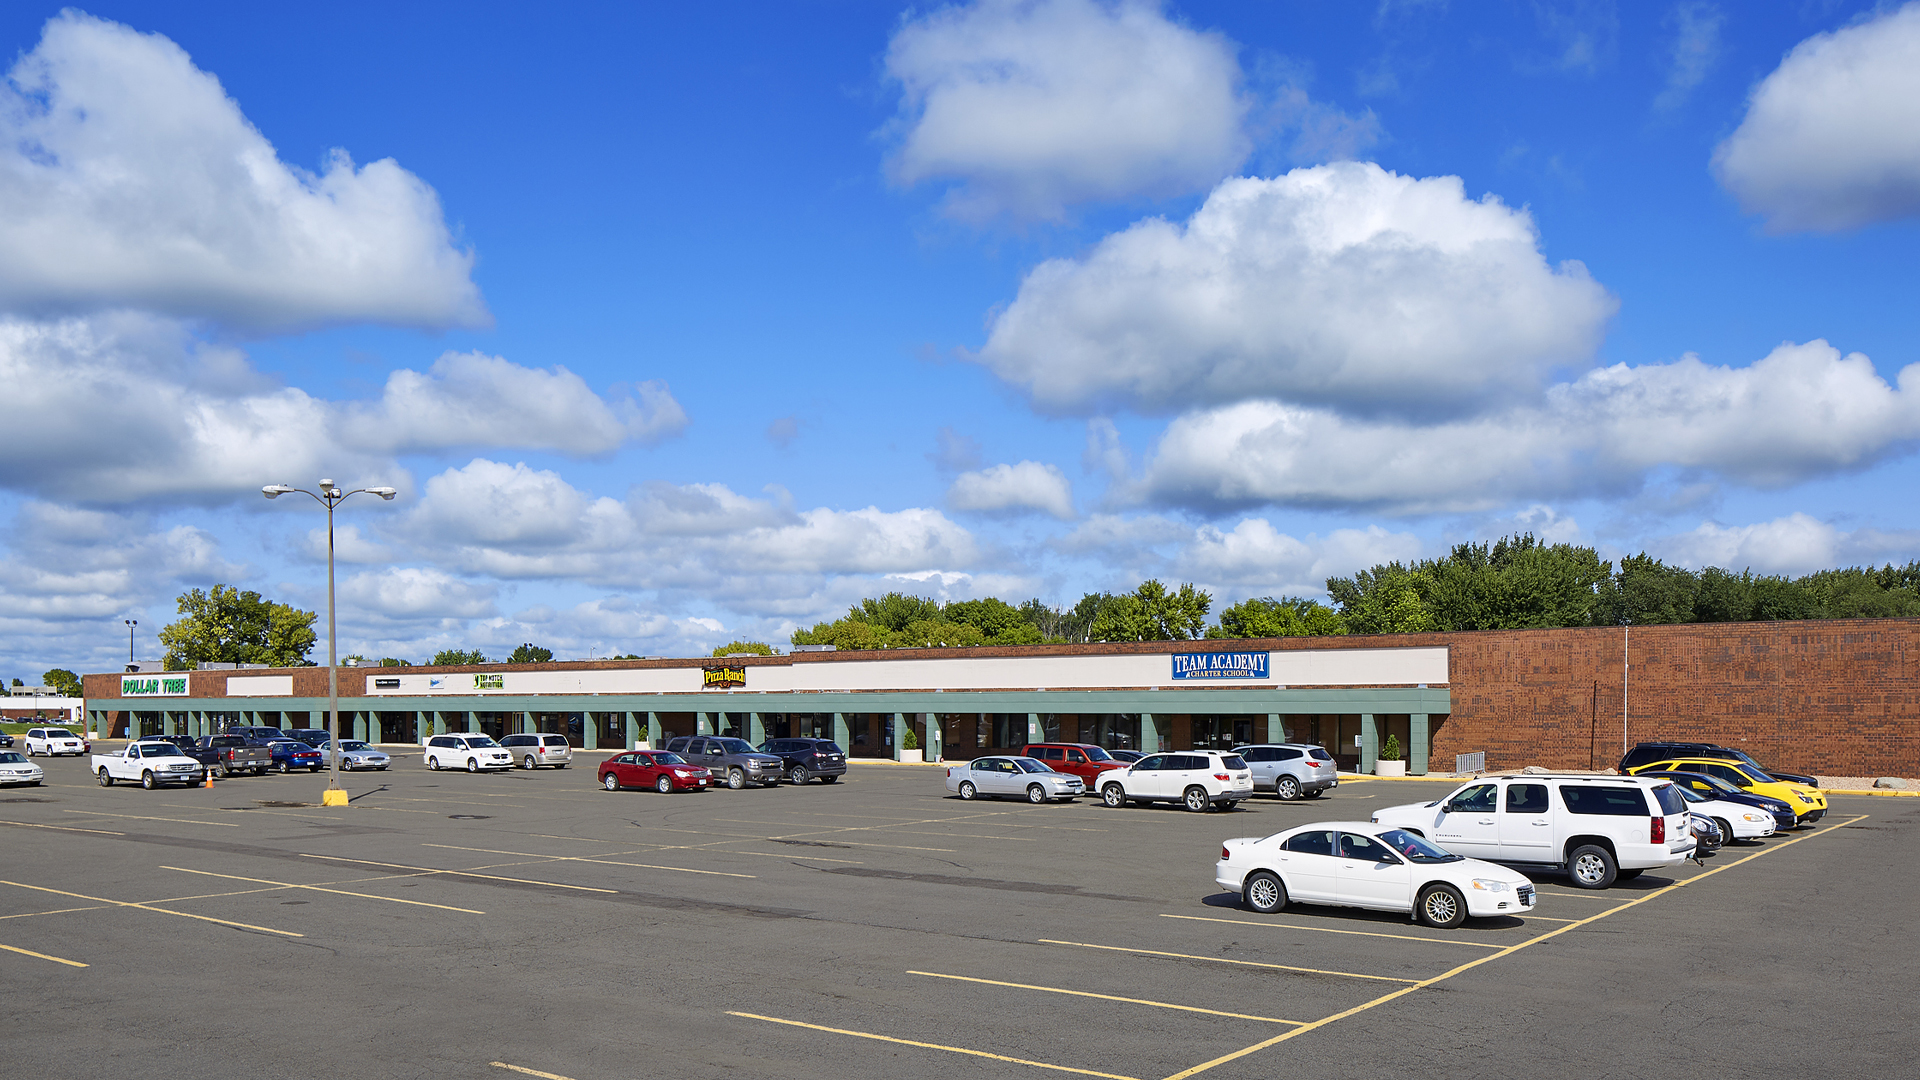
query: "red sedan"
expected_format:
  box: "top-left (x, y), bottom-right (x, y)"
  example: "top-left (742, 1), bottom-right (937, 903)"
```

top-left (600, 751), bottom-right (712, 793)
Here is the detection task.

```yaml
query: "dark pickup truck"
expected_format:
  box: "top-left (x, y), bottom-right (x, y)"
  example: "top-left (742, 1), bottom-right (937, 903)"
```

top-left (196, 735), bottom-right (273, 777)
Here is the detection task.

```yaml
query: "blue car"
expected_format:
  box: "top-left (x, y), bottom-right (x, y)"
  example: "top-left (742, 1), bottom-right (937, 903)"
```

top-left (267, 739), bottom-right (324, 773)
top-left (1639, 770), bottom-right (1796, 832)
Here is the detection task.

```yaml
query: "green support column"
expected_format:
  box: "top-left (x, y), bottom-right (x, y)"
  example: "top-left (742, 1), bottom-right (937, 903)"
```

top-left (432, 712), bottom-right (447, 737)
top-left (1410, 713), bottom-right (1430, 776)
top-left (695, 712), bottom-right (711, 735)
top-left (647, 711), bottom-right (662, 748)
top-left (466, 711), bottom-right (479, 733)
top-left (162, 712), bottom-right (175, 737)
top-left (521, 711), bottom-right (534, 736)
top-left (1360, 713), bottom-right (1378, 775)
top-left (354, 713), bottom-right (368, 742)
top-left (748, 712), bottom-right (765, 746)
top-left (832, 713), bottom-right (850, 754)
top-left (583, 713), bottom-right (597, 751)
top-left (1268, 713), bottom-right (1286, 744)
top-left (892, 713), bottom-right (909, 761)
top-left (923, 713), bottom-right (942, 763)
top-left (1026, 713), bottom-right (1043, 748)
top-left (1141, 713), bottom-right (1163, 753)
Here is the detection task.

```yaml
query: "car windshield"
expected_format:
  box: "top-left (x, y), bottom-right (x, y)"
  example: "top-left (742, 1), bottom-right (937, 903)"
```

top-left (0, 752), bottom-right (25, 763)
top-left (817, 742), bottom-right (844, 755)
top-left (717, 739), bottom-right (755, 754)
top-left (140, 744), bottom-right (184, 757)
top-left (1082, 746), bottom-right (1114, 762)
top-left (1684, 773), bottom-right (1740, 794)
top-left (653, 752), bottom-right (688, 765)
top-left (1013, 758), bottom-right (1055, 773)
top-left (46, 730), bottom-right (75, 738)
top-left (461, 736), bottom-right (500, 748)
top-left (1731, 764), bottom-right (1773, 784)
top-left (1307, 747), bottom-right (1333, 761)
top-left (1377, 829), bottom-right (1463, 863)
top-left (341, 741), bottom-right (371, 751)
top-left (1652, 783), bottom-right (1689, 815)
top-left (1675, 785), bottom-right (1706, 803)
top-left (1730, 749), bottom-right (1768, 770)
top-left (1221, 755), bottom-right (1248, 770)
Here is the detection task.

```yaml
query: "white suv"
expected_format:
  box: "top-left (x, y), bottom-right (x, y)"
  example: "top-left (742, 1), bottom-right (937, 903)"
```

top-left (500, 733), bottom-right (573, 770)
top-left (1371, 774), bottom-right (1694, 889)
top-left (1098, 750), bottom-right (1254, 812)
top-left (421, 733), bottom-right (513, 772)
top-left (25, 728), bottom-right (87, 756)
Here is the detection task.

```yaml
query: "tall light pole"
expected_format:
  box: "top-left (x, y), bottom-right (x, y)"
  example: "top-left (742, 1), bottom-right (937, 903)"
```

top-left (264, 479), bottom-right (397, 806)
top-left (125, 619), bottom-right (137, 664)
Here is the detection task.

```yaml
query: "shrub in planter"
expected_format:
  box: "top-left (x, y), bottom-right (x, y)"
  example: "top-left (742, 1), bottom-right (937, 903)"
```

top-left (902, 726), bottom-right (920, 751)
top-left (1381, 734), bottom-right (1403, 760)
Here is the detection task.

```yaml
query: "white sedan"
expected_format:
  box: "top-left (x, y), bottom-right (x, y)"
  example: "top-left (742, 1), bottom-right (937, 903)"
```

top-left (944, 757), bottom-right (1085, 803)
top-left (1216, 821), bottom-right (1540, 929)
top-left (0, 750), bottom-right (44, 786)
top-left (1674, 784), bottom-right (1775, 842)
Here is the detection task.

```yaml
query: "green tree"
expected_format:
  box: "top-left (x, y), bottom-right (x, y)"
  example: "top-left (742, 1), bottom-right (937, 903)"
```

top-left (1088, 580), bottom-right (1211, 641)
top-left (378, 657), bottom-right (412, 667)
top-left (1606, 553), bottom-right (1698, 625)
top-left (508, 643), bottom-right (554, 664)
top-left (42, 669), bottom-right (82, 697)
top-left (848, 592), bottom-right (943, 631)
top-left (1327, 564), bottom-right (1438, 634)
top-left (159, 585), bottom-right (318, 670)
top-left (1208, 596), bottom-right (1348, 638)
top-left (431, 648), bottom-right (490, 666)
top-left (712, 641), bottom-right (778, 657)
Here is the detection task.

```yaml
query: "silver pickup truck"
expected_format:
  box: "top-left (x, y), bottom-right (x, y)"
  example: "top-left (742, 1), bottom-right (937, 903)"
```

top-left (196, 735), bottom-right (273, 777)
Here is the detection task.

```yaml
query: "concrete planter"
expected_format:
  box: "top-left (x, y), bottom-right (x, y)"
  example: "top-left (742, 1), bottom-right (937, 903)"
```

top-left (1375, 759), bottom-right (1407, 777)
top-left (897, 749), bottom-right (923, 763)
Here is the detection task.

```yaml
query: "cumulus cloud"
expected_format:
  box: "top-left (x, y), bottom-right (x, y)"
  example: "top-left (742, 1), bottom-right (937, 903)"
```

top-left (883, 0), bottom-right (1248, 220)
top-left (1654, 513), bottom-right (1920, 576)
top-left (1053, 511), bottom-right (1422, 599)
top-left (0, 11), bottom-right (485, 330)
top-left (0, 317), bottom-right (684, 503)
top-left (1138, 340), bottom-right (1920, 514)
top-left (337, 566), bottom-right (497, 621)
top-left (1713, 3), bottom-right (1920, 231)
top-left (976, 163), bottom-right (1616, 418)
top-left (1653, 3), bottom-right (1723, 113)
top-left (948, 461), bottom-right (1076, 519)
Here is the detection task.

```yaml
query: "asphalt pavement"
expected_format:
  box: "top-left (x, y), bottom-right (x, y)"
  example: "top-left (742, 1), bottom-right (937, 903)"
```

top-left (0, 753), bottom-right (1909, 1080)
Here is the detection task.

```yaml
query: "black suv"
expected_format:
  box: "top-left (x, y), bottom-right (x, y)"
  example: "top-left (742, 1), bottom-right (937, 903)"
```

top-left (757, 738), bottom-right (848, 785)
top-left (286, 728), bottom-right (332, 746)
top-left (1618, 741), bottom-right (1818, 787)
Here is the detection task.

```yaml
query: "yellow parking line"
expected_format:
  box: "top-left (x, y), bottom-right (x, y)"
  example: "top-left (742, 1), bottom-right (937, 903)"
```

top-left (0, 904), bottom-right (111, 921)
top-left (298, 853), bottom-right (618, 893)
top-left (421, 844), bottom-right (756, 879)
top-left (161, 866), bottom-right (486, 914)
top-left (1038, 940), bottom-right (1417, 984)
top-left (909, 971), bottom-right (1305, 1025)
top-left (490, 1063), bottom-right (576, 1080)
top-left (1160, 913), bottom-right (1504, 949)
top-left (62, 809), bottom-right (239, 827)
top-left (0, 880), bottom-right (303, 937)
top-left (0, 819), bottom-right (125, 836)
top-left (0, 941), bottom-right (88, 968)
top-left (728, 1011), bottom-right (1142, 1080)
top-left (1158, 813), bottom-right (1870, 1080)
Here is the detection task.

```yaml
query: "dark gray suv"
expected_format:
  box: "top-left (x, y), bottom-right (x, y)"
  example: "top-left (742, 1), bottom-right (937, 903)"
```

top-left (664, 736), bottom-right (786, 789)
top-left (758, 738), bottom-right (848, 785)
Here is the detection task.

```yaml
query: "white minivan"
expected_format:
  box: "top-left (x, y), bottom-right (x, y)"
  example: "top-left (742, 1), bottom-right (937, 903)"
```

top-left (1370, 774), bottom-right (1695, 889)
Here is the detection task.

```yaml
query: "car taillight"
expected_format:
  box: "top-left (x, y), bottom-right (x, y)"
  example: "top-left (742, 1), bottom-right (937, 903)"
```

top-left (1651, 816), bottom-right (1665, 843)
top-left (1221, 846), bottom-right (1231, 859)
top-left (1213, 773), bottom-right (1230, 781)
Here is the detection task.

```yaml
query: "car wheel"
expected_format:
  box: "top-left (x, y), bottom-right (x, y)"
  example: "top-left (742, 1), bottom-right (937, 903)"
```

top-left (1183, 786), bottom-right (1210, 812)
top-left (1276, 775), bottom-right (1300, 801)
top-left (603, 773), bottom-right (620, 791)
top-left (958, 780), bottom-right (977, 800)
top-left (277, 761), bottom-right (289, 773)
top-left (1615, 868), bottom-right (1644, 881)
top-left (1027, 783), bottom-right (1047, 804)
top-left (466, 758), bottom-right (479, 773)
top-left (1417, 884), bottom-right (1467, 929)
top-left (141, 770), bottom-right (157, 790)
top-left (789, 766), bottom-right (809, 785)
top-left (1568, 843), bottom-right (1617, 889)
top-left (523, 755), bottom-right (537, 770)
top-left (426, 756), bottom-right (439, 770)
top-left (1102, 783), bottom-right (1126, 808)
top-left (1243, 870), bottom-right (1287, 914)
top-left (98, 767), bottom-right (113, 787)
top-left (728, 768), bottom-right (746, 790)
top-left (1713, 818), bottom-right (1734, 845)
top-left (216, 762), bottom-right (230, 778)
top-left (656, 774), bottom-right (674, 794)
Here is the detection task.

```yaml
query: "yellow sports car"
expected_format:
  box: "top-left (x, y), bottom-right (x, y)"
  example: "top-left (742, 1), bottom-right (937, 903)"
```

top-left (1628, 758), bottom-right (1826, 824)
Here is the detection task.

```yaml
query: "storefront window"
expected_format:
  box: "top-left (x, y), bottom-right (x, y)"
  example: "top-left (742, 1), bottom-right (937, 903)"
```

top-left (1082, 714), bottom-right (1141, 751)
top-left (1191, 715), bottom-right (1253, 750)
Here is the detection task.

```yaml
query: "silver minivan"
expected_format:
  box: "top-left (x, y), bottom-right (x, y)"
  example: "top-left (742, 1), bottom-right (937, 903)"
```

top-left (1234, 743), bottom-right (1338, 800)
top-left (499, 733), bottom-right (573, 769)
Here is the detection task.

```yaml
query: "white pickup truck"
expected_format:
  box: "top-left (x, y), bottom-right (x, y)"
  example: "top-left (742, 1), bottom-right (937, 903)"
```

top-left (93, 742), bottom-right (207, 789)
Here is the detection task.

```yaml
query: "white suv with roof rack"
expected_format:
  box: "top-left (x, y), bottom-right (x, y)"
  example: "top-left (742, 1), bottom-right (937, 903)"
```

top-left (1097, 750), bottom-right (1254, 812)
top-left (1369, 774), bottom-right (1695, 889)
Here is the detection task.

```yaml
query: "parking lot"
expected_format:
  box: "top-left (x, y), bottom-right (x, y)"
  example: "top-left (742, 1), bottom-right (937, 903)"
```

top-left (2, 751), bottom-right (1913, 1080)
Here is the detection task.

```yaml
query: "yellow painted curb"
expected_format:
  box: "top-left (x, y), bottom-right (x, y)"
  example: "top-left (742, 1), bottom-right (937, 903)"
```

top-left (1822, 788), bottom-right (1918, 797)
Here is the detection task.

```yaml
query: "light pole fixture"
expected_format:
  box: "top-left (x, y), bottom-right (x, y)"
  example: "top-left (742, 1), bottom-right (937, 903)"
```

top-left (264, 479), bottom-right (397, 807)
top-left (125, 618), bottom-right (137, 663)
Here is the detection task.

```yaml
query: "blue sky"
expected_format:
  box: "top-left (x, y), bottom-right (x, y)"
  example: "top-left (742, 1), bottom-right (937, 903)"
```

top-left (3, 0), bottom-right (1919, 679)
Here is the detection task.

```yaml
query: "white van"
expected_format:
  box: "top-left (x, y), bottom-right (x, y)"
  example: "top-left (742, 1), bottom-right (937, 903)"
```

top-left (25, 728), bottom-right (87, 757)
top-left (1370, 774), bottom-right (1694, 889)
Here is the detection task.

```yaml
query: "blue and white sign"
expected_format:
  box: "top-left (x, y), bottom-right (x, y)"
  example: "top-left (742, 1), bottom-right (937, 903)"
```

top-left (1170, 651), bottom-right (1270, 680)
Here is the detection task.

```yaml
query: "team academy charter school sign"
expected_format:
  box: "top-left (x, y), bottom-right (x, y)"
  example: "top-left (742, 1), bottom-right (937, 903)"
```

top-left (1170, 651), bottom-right (1270, 680)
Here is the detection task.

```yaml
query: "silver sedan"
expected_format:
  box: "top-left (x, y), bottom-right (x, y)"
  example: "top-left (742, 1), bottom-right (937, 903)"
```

top-left (944, 756), bottom-right (1085, 803)
top-left (315, 740), bottom-right (391, 771)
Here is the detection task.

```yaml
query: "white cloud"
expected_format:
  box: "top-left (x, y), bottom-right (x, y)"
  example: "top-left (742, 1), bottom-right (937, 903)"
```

top-left (1713, 3), bottom-right (1920, 231)
top-left (1258, 84), bottom-right (1384, 166)
top-left (1082, 419), bottom-right (1130, 480)
top-left (0, 317), bottom-right (684, 503)
top-left (337, 566), bottom-right (496, 621)
top-left (1053, 511), bottom-right (1422, 599)
top-left (883, 0), bottom-right (1248, 220)
top-left (976, 163), bottom-right (1616, 418)
top-left (1654, 513), bottom-right (1920, 576)
top-left (948, 461), bottom-right (1076, 519)
top-left (0, 12), bottom-right (484, 330)
top-left (1653, 3), bottom-right (1723, 113)
top-left (302, 524), bottom-right (393, 565)
top-left (1138, 340), bottom-right (1920, 514)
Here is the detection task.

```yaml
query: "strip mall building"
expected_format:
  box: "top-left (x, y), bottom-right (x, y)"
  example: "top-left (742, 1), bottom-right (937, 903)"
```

top-left (81, 617), bottom-right (1920, 777)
